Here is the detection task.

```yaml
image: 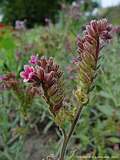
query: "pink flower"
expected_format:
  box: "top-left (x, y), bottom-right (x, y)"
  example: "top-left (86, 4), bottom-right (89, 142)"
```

top-left (20, 65), bottom-right (35, 82)
top-left (29, 55), bottom-right (38, 64)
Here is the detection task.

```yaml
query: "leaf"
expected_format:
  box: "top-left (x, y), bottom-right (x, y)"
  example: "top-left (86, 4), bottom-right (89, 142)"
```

top-left (107, 137), bottom-right (120, 144)
top-left (98, 91), bottom-right (112, 99)
top-left (97, 105), bottom-right (120, 119)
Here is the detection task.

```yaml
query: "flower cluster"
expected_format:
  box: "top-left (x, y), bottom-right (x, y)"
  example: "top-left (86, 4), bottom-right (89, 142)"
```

top-left (20, 56), bottom-right (64, 116)
top-left (15, 20), bottom-right (26, 30)
top-left (0, 72), bottom-right (37, 115)
top-left (75, 19), bottom-right (112, 103)
top-left (0, 73), bottom-right (18, 89)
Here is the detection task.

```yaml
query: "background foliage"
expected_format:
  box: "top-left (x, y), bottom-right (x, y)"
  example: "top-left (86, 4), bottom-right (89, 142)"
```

top-left (0, 0), bottom-right (77, 27)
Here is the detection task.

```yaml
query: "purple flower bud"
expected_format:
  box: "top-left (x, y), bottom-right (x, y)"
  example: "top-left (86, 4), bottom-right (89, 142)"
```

top-left (29, 55), bottom-right (38, 65)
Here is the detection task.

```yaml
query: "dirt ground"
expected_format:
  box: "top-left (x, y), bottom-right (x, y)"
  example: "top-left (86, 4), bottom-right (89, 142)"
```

top-left (24, 127), bottom-right (58, 160)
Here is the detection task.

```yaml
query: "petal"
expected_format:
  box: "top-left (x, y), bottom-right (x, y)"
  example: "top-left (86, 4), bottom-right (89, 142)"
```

top-left (24, 65), bottom-right (30, 70)
top-left (20, 72), bottom-right (25, 78)
top-left (23, 78), bottom-right (29, 82)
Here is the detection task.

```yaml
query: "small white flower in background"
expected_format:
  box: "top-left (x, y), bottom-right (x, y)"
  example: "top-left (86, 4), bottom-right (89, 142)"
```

top-left (72, 1), bottom-right (77, 6)
top-left (15, 20), bottom-right (26, 30)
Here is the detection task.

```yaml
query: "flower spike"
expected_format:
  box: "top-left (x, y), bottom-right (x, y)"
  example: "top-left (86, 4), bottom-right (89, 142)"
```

top-left (75, 19), bottom-right (112, 103)
top-left (20, 56), bottom-right (64, 116)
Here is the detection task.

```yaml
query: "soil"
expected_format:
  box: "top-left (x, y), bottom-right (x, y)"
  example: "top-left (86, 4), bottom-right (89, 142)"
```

top-left (24, 126), bottom-right (58, 160)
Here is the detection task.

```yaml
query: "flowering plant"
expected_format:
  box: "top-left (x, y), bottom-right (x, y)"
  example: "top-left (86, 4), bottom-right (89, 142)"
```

top-left (1, 19), bottom-right (112, 160)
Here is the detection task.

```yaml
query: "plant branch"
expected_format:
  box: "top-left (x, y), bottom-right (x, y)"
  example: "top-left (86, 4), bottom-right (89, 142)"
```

top-left (59, 104), bottom-right (84, 160)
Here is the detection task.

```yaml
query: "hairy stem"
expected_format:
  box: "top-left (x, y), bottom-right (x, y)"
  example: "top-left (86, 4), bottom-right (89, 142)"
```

top-left (59, 104), bottom-right (84, 160)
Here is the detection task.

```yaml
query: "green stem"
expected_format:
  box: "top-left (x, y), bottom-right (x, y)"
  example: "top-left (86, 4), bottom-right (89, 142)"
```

top-left (59, 104), bottom-right (84, 160)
